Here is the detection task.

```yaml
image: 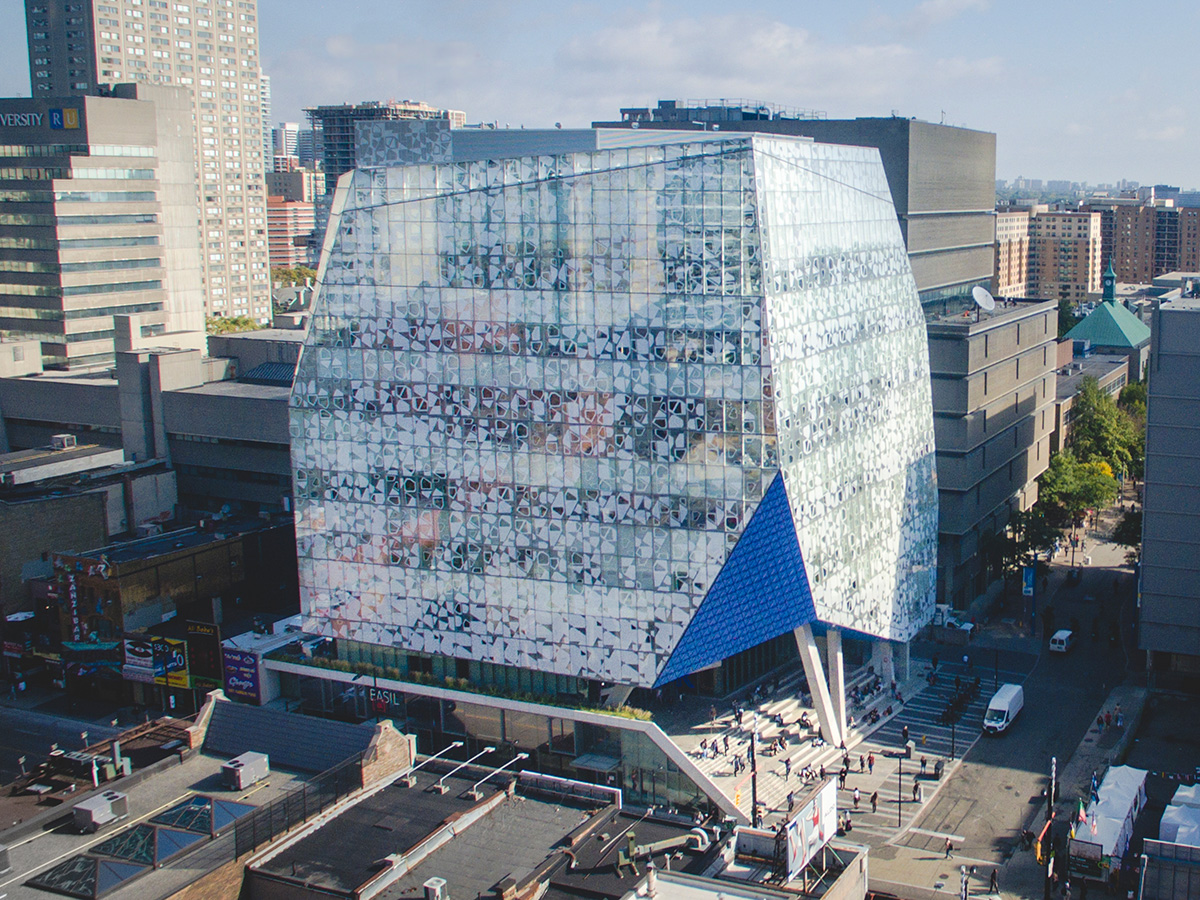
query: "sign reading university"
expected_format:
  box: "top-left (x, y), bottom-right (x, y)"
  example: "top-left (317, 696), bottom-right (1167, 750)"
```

top-left (0, 112), bottom-right (44, 127)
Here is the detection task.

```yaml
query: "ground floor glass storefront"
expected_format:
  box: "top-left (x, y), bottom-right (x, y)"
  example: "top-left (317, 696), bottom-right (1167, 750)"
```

top-left (287, 670), bottom-right (711, 813)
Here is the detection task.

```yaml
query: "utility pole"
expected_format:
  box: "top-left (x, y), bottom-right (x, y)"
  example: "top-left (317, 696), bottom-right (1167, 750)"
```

top-left (951, 717), bottom-right (956, 759)
top-left (1048, 756), bottom-right (1057, 822)
top-left (897, 756), bottom-right (903, 827)
top-left (750, 726), bottom-right (759, 828)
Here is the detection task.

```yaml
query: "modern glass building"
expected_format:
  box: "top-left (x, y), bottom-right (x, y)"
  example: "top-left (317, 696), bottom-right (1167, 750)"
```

top-left (288, 126), bottom-right (938, 756)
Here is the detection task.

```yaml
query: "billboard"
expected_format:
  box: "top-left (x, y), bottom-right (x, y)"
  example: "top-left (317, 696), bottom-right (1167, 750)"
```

top-left (786, 778), bottom-right (839, 880)
top-left (122, 636), bottom-right (162, 683)
top-left (222, 648), bottom-right (261, 704)
top-left (156, 638), bottom-right (190, 689)
top-left (186, 621), bottom-right (223, 688)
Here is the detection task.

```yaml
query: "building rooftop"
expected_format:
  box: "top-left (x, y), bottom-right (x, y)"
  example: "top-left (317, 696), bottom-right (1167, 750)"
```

top-left (0, 443), bottom-right (122, 478)
top-left (1065, 299), bottom-right (1152, 349)
top-left (66, 514), bottom-right (289, 566)
top-left (1056, 354), bottom-right (1129, 401)
top-left (924, 297), bottom-right (1056, 333)
top-left (173, 379), bottom-right (291, 401)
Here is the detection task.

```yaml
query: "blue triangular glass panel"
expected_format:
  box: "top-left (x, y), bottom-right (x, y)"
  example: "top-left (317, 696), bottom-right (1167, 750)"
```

top-left (654, 471), bottom-right (816, 687)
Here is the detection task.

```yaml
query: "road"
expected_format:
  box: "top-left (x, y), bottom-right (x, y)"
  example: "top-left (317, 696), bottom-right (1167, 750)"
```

top-left (896, 536), bottom-right (1138, 863)
top-left (0, 706), bottom-right (122, 783)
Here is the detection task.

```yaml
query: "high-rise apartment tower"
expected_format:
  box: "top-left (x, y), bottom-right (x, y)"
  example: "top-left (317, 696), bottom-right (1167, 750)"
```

top-left (24, 0), bottom-right (272, 322)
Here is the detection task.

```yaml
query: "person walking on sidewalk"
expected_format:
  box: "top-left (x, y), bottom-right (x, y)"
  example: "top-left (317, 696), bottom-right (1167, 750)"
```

top-left (868, 752), bottom-right (875, 774)
top-left (859, 754), bottom-right (865, 773)
top-left (784, 757), bottom-right (791, 780)
top-left (921, 755), bottom-right (927, 775)
top-left (990, 868), bottom-right (999, 893)
top-left (944, 837), bottom-right (953, 858)
top-left (870, 790), bottom-right (878, 813)
top-left (853, 787), bottom-right (860, 809)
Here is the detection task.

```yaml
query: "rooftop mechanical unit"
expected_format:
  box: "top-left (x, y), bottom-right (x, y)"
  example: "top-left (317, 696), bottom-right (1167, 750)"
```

top-left (72, 790), bottom-right (128, 834)
top-left (222, 751), bottom-right (270, 790)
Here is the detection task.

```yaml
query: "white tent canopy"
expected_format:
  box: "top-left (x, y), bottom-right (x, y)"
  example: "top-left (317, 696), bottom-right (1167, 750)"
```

top-left (1160, 804), bottom-right (1200, 846)
top-left (1085, 765), bottom-right (1148, 858)
top-left (1171, 783), bottom-right (1200, 809)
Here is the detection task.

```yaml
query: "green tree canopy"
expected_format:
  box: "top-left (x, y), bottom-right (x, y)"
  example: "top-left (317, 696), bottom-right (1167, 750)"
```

top-left (1068, 376), bottom-right (1142, 479)
top-left (1112, 510), bottom-right (1143, 550)
top-left (1039, 450), bottom-right (1120, 523)
top-left (271, 265), bottom-right (317, 286)
top-left (1057, 298), bottom-right (1080, 338)
top-left (206, 315), bottom-right (263, 335)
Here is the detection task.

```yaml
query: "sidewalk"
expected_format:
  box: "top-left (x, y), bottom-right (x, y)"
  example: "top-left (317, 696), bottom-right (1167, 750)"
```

top-left (866, 685), bottom-right (1146, 899)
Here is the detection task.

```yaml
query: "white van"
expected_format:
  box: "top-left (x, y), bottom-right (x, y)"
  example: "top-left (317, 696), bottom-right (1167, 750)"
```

top-left (1049, 629), bottom-right (1076, 653)
top-left (983, 683), bottom-right (1024, 734)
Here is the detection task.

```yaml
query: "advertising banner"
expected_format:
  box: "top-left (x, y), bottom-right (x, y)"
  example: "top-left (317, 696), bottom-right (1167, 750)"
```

top-left (155, 638), bottom-right (190, 689)
top-left (186, 621), bottom-right (223, 688)
top-left (786, 778), bottom-right (839, 880)
top-left (222, 647), bottom-right (261, 704)
top-left (122, 636), bottom-right (161, 684)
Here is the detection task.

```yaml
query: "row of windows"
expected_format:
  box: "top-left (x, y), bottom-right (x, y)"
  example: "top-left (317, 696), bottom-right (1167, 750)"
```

top-left (0, 190), bottom-right (157, 203)
top-left (0, 213), bottom-right (158, 227)
top-left (0, 145), bottom-right (156, 159)
top-left (0, 300), bottom-right (164, 321)
top-left (0, 257), bottom-right (164, 275)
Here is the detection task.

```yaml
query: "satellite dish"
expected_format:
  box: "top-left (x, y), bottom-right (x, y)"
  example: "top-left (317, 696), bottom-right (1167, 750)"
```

top-left (972, 285), bottom-right (996, 312)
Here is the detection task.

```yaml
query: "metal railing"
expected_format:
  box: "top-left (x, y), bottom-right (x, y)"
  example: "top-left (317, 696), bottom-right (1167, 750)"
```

top-left (234, 751), bottom-right (364, 857)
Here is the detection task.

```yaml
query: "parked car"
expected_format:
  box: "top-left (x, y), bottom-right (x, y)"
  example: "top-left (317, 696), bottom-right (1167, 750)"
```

top-left (1049, 629), bottom-right (1076, 653)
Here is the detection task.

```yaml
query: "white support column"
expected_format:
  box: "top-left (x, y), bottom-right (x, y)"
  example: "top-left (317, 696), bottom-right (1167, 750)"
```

top-left (827, 628), bottom-right (846, 740)
top-left (794, 624), bottom-right (842, 747)
top-left (895, 640), bottom-right (911, 683)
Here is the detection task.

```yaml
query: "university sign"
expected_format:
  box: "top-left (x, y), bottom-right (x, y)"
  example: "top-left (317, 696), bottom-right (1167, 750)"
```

top-left (0, 112), bottom-right (44, 127)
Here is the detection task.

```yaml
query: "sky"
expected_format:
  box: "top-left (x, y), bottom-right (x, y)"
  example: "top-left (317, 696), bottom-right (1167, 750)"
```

top-left (2, 0), bottom-right (1197, 188)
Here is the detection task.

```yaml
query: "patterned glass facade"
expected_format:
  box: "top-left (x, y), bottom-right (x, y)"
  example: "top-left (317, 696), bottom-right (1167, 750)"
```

top-left (290, 133), bottom-right (937, 689)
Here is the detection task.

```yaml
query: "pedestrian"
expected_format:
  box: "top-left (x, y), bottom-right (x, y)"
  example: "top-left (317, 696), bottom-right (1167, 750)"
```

top-left (787, 790), bottom-right (794, 813)
top-left (921, 755), bottom-right (928, 775)
top-left (859, 754), bottom-right (865, 773)
top-left (990, 869), bottom-right (999, 893)
top-left (902, 725), bottom-right (909, 743)
top-left (853, 787), bottom-right (860, 809)
top-left (868, 753), bottom-right (875, 774)
top-left (785, 758), bottom-right (791, 779)
top-left (839, 768), bottom-right (847, 789)
top-left (736, 708), bottom-right (743, 726)
top-left (1105, 711), bottom-right (1112, 729)
top-left (701, 738), bottom-right (708, 753)
top-left (1097, 713), bottom-right (1104, 731)
top-left (870, 790), bottom-right (878, 813)
top-left (944, 837), bottom-right (953, 858)
top-left (932, 653), bottom-right (939, 670)
top-left (723, 735), bottom-right (730, 754)
top-left (819, 764), bottom-right (826, 780)
top-left (843, 751), bottom-right (850, 770)
top-left (913, 780), bottom-right (920, 801)
top-left (962, 653), bottom-right (968, 667)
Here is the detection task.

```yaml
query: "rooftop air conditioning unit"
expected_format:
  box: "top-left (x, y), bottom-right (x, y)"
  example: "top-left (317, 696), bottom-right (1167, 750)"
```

top-left (424, 877), bottom-right (448, 900)
top-left (73, 790), bottom-right (128, 834)
top-left (222, 751), bottom-right (270, 789)
top-left (50, 434), bottom-right (77, 451)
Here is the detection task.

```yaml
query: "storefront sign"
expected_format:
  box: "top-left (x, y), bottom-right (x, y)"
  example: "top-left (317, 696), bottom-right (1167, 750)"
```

top-left (186, 621), bottom-right (222, 687)
top-left (222, 648), bottom-right (260, 703)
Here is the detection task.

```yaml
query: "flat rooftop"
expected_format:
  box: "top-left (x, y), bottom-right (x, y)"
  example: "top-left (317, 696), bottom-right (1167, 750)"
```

top-left (70, 515), bottom-right (288, 565)
top-left (925, 297), bottom-right (1055, 331)
top-left (1, 749), bottom-right (310, 900)
top-left (0, 443), bottom-right (120, 475)
top-left (173, 379), bottom-right (291, 401)
top-left (254, 770), bottom-right (516, 894)
top-left (1056, 354), bottom-right (1129, 401)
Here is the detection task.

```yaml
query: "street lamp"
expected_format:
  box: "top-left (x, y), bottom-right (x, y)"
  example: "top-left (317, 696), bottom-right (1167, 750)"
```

top-left (951, 718), bottom-right (956, 759)
top-left (897, 755), bottom-right (903, 827)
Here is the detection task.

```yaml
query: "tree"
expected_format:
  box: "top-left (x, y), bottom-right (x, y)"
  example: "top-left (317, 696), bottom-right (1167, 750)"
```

top-left (271, 265), bottom-right (317, 286)
top-left (1057, 298), bottom-right (1079, 338)
top-left (1039, 451), bottom-right (1120, 524)
top-left (1068, 376), bottom-right (1141, 479)
top-left (1112, 510), bottom-right (1142, 550)
top-left (206, 315), bottom-right (262, 334)
top-left (1011, 507), bottom-right (1062, 563)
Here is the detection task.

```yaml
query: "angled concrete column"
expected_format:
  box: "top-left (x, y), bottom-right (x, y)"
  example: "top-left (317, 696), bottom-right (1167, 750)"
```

top-left (872, 641), bottom-right (895, 687)
top-left (794, 624), bottom-right (842, 747)
top-left (896, 640), bottom-right (911, 682)
top-left (827, 628), bottom-right (846, 738)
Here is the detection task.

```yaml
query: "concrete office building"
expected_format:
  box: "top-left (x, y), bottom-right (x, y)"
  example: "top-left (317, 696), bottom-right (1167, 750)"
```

top-left (1028, 210), bottom-right (1103, 303)
top-left (24, 0), bottom-right (272, 322)
top-left (1141, 299), bottom-right (1200, 674)
top-left (266, 166), bottom-right (321, 203)
top-left (288, 121), bottom-right (938, 778)
top-left (925, 300), bottom-right (1058, 607)
top-left (304, 100), bottom-right (467, 196)
top-left (594, 101), bottom-right (997, 307)
top-left (0, 86), bottom-right (205, 368)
